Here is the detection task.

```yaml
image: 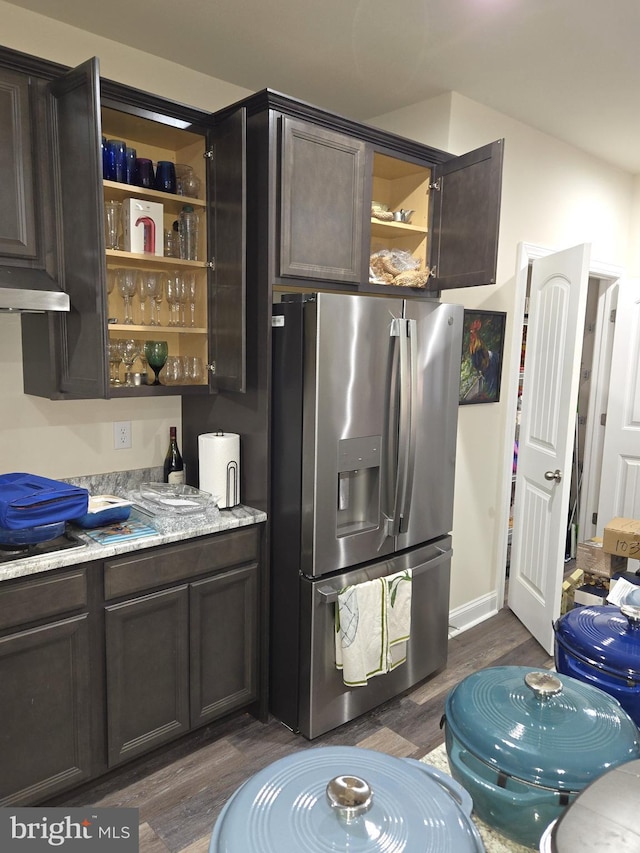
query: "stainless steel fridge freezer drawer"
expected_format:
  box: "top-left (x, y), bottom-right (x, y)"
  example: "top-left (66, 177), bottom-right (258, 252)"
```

top-left (297, 539), bottom-right (451, 739)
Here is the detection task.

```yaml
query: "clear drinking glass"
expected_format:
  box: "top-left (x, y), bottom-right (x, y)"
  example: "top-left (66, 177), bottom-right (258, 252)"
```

top-left (185, 355), bottom-right (204, 384)
top-left (161, 355), bottom-right (184, 385)
top-left (104, 200), bottom-right (122, 249)
top-left (178, 206), bottom-right (199, 260)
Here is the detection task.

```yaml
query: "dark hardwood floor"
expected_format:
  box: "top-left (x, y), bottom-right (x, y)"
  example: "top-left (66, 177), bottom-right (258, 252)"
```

top-left (48, 606), bottom-right (552, 853)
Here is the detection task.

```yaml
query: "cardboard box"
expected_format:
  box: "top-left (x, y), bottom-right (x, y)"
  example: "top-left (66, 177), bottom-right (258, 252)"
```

top-left (576, 537), bottom-right (627, 577)
top-left (603, 518), bottom-right (640, 559)
top-left (121, 198), bottom-right (164, 256)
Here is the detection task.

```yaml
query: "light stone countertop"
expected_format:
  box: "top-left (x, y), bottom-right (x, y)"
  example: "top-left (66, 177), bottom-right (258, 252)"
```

top-left (0, 503), bottom-right (267, 584)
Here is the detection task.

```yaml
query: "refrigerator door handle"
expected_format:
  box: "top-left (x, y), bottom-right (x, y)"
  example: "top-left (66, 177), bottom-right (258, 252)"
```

top-left (399, 318), bottom-right (418, 534)
top-left (389, 318), bottom-right (416, 536)
top-left (317, 548), bottom-right (454, 603)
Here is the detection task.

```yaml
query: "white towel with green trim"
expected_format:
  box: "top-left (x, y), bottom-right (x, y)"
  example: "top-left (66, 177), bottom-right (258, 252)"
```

top-left (386, 568), bottom-right (412, 670)
top-left (335, 568), bottom-right (412, 686)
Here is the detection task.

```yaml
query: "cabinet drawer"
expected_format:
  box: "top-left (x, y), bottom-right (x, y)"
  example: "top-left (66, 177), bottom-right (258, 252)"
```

top-left (0, 568), bottom-right (88, 632)
top-left (104, 525), bottom-right (260, 600)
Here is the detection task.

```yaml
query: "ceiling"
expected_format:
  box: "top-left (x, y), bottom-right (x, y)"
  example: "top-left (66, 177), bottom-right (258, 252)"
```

top-left (7, 0), bottom-right (640, 173)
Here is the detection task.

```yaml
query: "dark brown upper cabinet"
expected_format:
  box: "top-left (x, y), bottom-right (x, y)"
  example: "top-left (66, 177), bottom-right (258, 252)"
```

top-left (429, 139), bottom-right (503, 290)
top-left (262, 91), bottom-right (503, 296)
top-left (279, 118), bottom-right (366, 284)
top-left (3, 48), bottom-right (247, 399)
top-left (0, 65), bottom-right (61, 301)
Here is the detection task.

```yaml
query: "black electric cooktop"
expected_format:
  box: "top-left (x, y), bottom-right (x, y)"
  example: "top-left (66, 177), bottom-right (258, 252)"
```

top-left (0, 530), bottom-right (87, 564)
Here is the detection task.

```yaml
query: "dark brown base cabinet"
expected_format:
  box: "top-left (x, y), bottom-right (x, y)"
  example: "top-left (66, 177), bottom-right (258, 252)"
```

top-left (0, 524), bottom-right (263, 805)
top-left (105, 563), bottom-right (258, 768)
top-left (0, 568), bottom-right (96, 806)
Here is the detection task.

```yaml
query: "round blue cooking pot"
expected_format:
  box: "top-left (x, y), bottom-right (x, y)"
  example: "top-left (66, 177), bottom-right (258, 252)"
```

top-left (443, 666), bottom-right (640, 849)
top-left (208, 745), bottom-right (485, 852)
top-left (554, 603), bottom-right (640, 726)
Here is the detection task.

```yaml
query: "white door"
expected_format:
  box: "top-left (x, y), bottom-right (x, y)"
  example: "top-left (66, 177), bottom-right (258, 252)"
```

top-left (596, 282), bottom-right (640, 554)
top-left (509, 244), bottom-right (590, 654)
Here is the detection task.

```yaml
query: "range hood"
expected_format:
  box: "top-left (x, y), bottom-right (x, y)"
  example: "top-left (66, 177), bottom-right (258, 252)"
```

top-left (0, 268), bottom-right (70, 313)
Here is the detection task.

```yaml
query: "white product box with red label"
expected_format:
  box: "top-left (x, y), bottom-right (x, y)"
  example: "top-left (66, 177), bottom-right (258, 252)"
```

top-left (122, 198), bottom-right (164, 256)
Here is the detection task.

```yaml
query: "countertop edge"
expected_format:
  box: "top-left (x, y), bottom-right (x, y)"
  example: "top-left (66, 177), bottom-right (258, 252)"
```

top-left (0, 505), bottom-right (267, 583)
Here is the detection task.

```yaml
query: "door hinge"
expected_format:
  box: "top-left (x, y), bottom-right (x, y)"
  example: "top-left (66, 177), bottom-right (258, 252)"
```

top-left (610, 308), bottom-right (616, 323)
top-left (204, 149), bottom-right (214, 160)
top-left (429, 266), bottom-right (437, 278)
top-left (592, 512), bottom-right (598, 526)
top-left (600, 413), bottom-right (607, 426)
top-left (208, 361), bottom-right (216, 374)
top-left (428, 179), bottom-right (441, 191)
top-left (206, 259), bottom-right (216, 270)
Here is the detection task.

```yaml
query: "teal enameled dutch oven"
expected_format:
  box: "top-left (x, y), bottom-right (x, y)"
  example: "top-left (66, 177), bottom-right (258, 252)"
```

top-left (208, 745), bottom-right (485, 852)
top-left (442, 666), bottom-right (640, 850)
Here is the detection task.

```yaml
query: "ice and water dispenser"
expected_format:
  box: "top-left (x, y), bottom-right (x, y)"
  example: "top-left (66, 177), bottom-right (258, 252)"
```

top-left (336, 436), bottom-right (381, 537)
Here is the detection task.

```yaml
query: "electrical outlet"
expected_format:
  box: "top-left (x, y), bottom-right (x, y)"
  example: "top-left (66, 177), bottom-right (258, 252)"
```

top-left (113, 421), bottom-right (132, 450)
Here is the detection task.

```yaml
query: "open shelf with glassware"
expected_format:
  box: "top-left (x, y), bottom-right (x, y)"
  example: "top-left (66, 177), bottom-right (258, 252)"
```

top-left (368, 152), bottom-right (431, 292)
top-left (101, 106), bottom-right (209, 393)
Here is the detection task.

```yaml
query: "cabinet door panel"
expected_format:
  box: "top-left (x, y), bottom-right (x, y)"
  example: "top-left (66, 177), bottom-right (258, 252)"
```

top-left (105, 586), bottom-right (189, 767)
top-left (0, 615), bottom-right (92, 806)
top-left (280, 117), bottom-right (365, 283)
top-left (0, 69), bottom-right (36, 259)
top-left (212, 107), bottom-right (247, 392)
top-left (190, 563), bottom-right (258, 727)
top-left (430, 139), bottom-right (503, 290)
top-left (49, 57), bottom-right (108, 397)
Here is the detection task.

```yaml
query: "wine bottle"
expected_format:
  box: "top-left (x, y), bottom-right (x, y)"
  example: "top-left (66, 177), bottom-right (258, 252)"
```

top-left (163, 426), bottom-right (185, 484)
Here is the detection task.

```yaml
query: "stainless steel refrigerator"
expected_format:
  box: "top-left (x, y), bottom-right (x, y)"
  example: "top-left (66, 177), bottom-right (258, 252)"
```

top-left (270, 292), bottom-right (463, 739)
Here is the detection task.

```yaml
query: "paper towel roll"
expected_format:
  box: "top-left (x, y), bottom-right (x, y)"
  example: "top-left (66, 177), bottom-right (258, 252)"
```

top-left (198, 432), bottom-right (240, 508)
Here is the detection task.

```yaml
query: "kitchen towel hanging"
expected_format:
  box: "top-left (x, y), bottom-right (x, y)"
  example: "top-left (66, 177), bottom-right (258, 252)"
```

top-left (198, 432), bottom-right (240, 509)
top-left (335, 568), bottom-right (412, 686)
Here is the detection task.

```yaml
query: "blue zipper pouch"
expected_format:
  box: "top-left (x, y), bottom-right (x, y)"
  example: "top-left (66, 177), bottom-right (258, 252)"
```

top-left (0, 473), bottom-right (89, 530)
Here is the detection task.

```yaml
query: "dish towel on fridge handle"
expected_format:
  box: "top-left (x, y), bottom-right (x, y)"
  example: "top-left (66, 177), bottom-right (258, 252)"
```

top-left (335, 568), bottom-right (412, 687)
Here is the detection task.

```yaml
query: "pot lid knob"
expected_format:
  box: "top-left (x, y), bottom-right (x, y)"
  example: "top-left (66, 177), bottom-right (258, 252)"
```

top-left (524, 670), bottom-right (563, 701)
top-left (621, 604), bottom-right (640, 629)
top-left (326, 775), bottom-right (373, 824)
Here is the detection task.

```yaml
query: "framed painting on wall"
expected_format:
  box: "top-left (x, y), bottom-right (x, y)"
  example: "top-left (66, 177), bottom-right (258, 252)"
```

top-left (459, 309), bottom-right (506, 404)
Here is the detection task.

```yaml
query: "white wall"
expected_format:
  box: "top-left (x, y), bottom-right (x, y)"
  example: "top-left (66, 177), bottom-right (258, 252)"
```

top-left (0, 1), bottom-right (252, 480)
top-left (372, 92), bottom-right (635, 615)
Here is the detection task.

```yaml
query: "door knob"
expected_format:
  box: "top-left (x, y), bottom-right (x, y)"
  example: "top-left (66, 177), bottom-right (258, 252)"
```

top-left (544, 469), bottom-right (562, 482)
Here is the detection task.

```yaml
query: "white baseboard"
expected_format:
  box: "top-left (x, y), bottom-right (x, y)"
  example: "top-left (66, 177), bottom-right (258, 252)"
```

top-left (448, 591), bottom-right (500, 638)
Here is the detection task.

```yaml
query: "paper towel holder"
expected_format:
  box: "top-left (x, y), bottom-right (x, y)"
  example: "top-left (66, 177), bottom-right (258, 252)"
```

top-left (225, 459), bottom-right (239, 507)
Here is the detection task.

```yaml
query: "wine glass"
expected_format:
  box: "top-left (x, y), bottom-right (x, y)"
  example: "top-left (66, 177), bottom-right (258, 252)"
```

top-left (120, 339), bottom-right (142, 386)
top-left (140, 271), bottom-right (160, 326)
top-left (178, 274), bottom-right (191, 327)
top-left (143, 340), bottom-right (168, 385)
top-left (183, 272), bottom-right (197, 328)
top-left (107, 340), bottom-right (124, 386)
top-left (117, 268), bottom-right (138, 324)
top-left (164, 273), bottom-right (181, 327)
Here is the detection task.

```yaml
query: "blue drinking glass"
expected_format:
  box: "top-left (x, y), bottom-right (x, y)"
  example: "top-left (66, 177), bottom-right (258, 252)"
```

top-left (134, 158), bottom-right (155, 188)
top-left (106, 139), bottom-right (126, 182)
top-left (101, 136), bottom-right (108, 179)
top-left (155, 160), bottom-right (177, 194)
top-left (124, 147), bottom-right (137, 184)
